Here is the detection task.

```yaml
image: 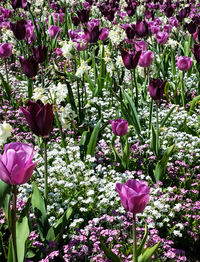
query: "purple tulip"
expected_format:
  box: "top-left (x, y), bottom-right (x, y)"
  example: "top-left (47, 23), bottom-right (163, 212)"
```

top-left (149, 78), bottom-right (167, 101)
top-left (84, 19), bottom-right (100, 43)
top-left (20, 100), bottom-right (54, 138)
top-left (156, 31), bottom-right (169, 44)
top-left (0, 43), bottom-right (12, 58)
top-left (48, 25), bottom-right (61, 38)
top-left (110, 119), bottom-right (128, 137)
top-left (121, 49), bottom-right (142, 70)
top-left (176, 56), bottom-right (193, 71)
top-left (139, 51), bottom-right (154, 68)
top-left (11, 0), bottom-right (27, 9)
top-left (191, 44), bottom-right (200, 63)
top-left (135, 40), bottom-right (147, 51)
top-left (72, 16), bottom-right (80, 26)
top-left (0, 142), bottom-right (37, 185)
top-left (77, 9), bottom-right (90, 24)
top-left (32, 45), bottom-right (47, 64)
top-left (135, 20), bottom-right (148, 37)
top-left (10, 19), bottom-right (26, 41)
top-left (125, 1), bottom-right (137, 17)
top-left (99, 28), bottom-right (109, 41)
top-left (116, 179), bottom-right (150, 214)
top-left (19, 56), bottom-right (38, 78)
top-left (125, 24), bottom-right (135, 40)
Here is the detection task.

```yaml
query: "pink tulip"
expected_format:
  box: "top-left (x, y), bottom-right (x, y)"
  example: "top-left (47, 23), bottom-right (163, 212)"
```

top-left (139, 51), bottom-right (154, 67)
top-left (176, 56), bottom-right (193, 71)
top-left (156, 31), bottom-right (169, 44)
top-left (110, 119), bottom-right (128, 137)
top-left (116, 179), bottom-right (150, 214)
top-left (0, 142), bottom-right (37, 185)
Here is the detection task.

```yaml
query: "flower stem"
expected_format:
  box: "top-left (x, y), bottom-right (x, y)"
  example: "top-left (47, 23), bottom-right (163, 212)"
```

top-left (156, 103), bottom-right (159, 159)
top-left (181, 71), bottom-right (185, 108)
top-left (4, 58), bottom-right (8, 83)
top-left (133, 214), bottom-right (137, 262)
top-left (12, 185), bottom-right (18, 262)
top-left (43, 138), bottom-right (48, 203)
top-left (133, 69), bottom-right (138, 108)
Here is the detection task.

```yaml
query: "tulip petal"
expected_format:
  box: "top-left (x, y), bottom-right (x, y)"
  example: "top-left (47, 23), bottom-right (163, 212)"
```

top-left (22, 161), bottom-right (37, 184)
top-left (20, 106), bottom-right (40, 136)
top-left (36, 104), bottom-right (54, 137)
top-left (0, 158), bottom-right (11, 184)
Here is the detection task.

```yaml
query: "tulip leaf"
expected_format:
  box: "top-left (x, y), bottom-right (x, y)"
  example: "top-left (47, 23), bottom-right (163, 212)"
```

top-left (160, 105), bottom-right (176, 128)
top-left (137, 224), bottom-right (148, 257)
top-left (151, 124), bottom-right (157, 158)
top-left (0, 180), bottom-right (11, 208)
top-left (99, 237), bottom-right (121, 262)
top-left (123, 92), bottom-right (141, 135)
top-left (31, 183), bottom-right (49, 240)
top-left (16, 216), bottom-right (30, 262)
top-left (0, 72), bottom-right (12, 100)
top-left (138, 242), bottom-right (160, 262)
top-left (189, 95), bottom-right (200, 116)
top-left (154, 144), bottom-right (175, 182)
top-left (86, 119), bottom-right (101, 156)
top-left (148, 99), bottom-right (154, 137)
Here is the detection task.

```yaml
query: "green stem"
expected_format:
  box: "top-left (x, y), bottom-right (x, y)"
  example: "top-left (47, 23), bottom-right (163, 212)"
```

top-left (12, 185), bottom-right (18, 262)
top-left (4, 59), bottom-right (8, 83)
top-left (148, 99), bottom-right (154, 138)
top-left (41, 66), bottom-right (45, 89)
top-left (93, 46), bottom-right (96, 85)
top-left (0, 232), bottom-right (7, 259)
top-left (156, 103), bottom-right (159, 158)
top-left (133, 214), bottom-right (138, 262)
top-left (43, 138), bottom-right (48, 202)
top-left (133, 69), bottom-right (138, 108)
top-left (181, 71), bottom-right (185, 107)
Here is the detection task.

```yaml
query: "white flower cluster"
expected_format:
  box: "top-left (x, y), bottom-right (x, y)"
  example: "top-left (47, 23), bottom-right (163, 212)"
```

top-left (76, 60), bottom-right (91, 78)
top-left (59, 104), bottom-right (77, 129)
top-left (109, 26), bottom-right (126, 46)
top-left (49, 82), bottom-right (68, 104)
top-left (61, 40), bottom-right (75, 59)
top-left (0, 122), bottom-right (12, 146)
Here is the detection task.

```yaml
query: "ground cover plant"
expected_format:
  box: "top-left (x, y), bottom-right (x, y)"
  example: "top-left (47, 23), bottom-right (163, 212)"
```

top-left (0, 0), bottom-right (200, 261)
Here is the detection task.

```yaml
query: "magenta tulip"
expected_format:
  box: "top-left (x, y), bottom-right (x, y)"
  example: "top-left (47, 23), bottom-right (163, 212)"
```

top-left (49, 25), bottom-right (61, 38)
top-left (149, 78), bottom-right (167, 101)
top-left (0, 43), bottom-right (12, 58)
top-left (0, 142), bottom-right (37, 185)
top-left (110, 119), bottom-right (128, 137)
top-left (176, 56), bottom-right (193, 71)
top-left (139, 51), bottom-right (154, 67)
top-left (20, 100), bottom-right (54, 138)
top-left (135, 20), bottom-right (148, 37)
top-left (156, 31), bottom-right (169, 44)
top-left (116, 179), bottom-right (150, 214)
top-left (32, 45), bottom-right (47, 64)
top-left (99, 28), bottom-right (109, 41)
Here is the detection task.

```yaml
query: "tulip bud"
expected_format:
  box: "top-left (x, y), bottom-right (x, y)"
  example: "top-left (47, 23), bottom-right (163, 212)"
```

top-left (135, 20), bottom-right (148, 37)
top-left (19, 56), bottom-right (38, 78)
top-left (176, 56), bottom-right (193, 71)
top-left (10, 19), bottom-right (26, 41)
top-left (0, 43), bottom-right (12, 58)
top-left (110, 119), bottom-right (128, 137)
top-left (149, 78), bottom-right (167, 101)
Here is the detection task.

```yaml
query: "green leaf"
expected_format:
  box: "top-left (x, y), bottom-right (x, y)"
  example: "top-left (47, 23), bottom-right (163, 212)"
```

top-left (154, 145), bottom-right (175, 182)
top-left (123, 92), bottom-right (141, 135)
top-left (86, 120), bottom-right (101, 156)
top-left (31, 183), bottom-right (49, 240)
top-left (99, 237), bottom-right (121, 262)
top-left (148, 99), bottom-right (154, 136)
top-left (188, 95), bottom-right (200, 116)
top-left (138, 242), bottom-right (160, 262)
top-left (160, 106), bottom-right (176, 128)
top-left (137, 224), bottom-right (148, 257)
top-left (16, 216), bottom-right (30, 262)
top-left (151, 125), bottom-right (157, 157)
top-left (0, 72), bottom-right (12, 100)
top-left (0, 180), bottom-right (11, 207)
top-left (8, 236), bottom-right (14, 262)
top-left (46, 227), bottom-right (55, 242)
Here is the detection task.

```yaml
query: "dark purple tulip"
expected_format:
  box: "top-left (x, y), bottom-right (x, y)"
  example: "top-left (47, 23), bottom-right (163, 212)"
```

top-left (125, 24), bottom-right (135, 40)
top-left (186, 21), bottom-right (197, 34)
top-left (110, 119), bottom-right (128, 137)
top-left (176, 7), bottom-right (190, 22)
top-left (121, 49), bottom-right (142, 70)
top-left (149, 78), bottom-right (167, 101)
top-left (125, 1), bottom-right (137, 17)
top-left (10, 19), bottom-right (26, 40)
top-left (19, 56), bottom-right (38, 78)
top-left (192, 44), bottom-right (200, 63)
top-left (11, 0), bottom-right (27, 9)
top-left (32, 46), bottom-right (47, 64)
top-left (0, 43), bottom-right (12, 58)
top-left (164, 5), bottom-right (174, 18)
top-left (77, 9), bottom-right (90, 24)
top-left (20, 100), bottom-right (54, 138)
top-left (84, 26), bottom-right (100, 43)
top-left (72, 16), bottom-right (80, 26)
top-left (135, 20), bottom-right (148, 38)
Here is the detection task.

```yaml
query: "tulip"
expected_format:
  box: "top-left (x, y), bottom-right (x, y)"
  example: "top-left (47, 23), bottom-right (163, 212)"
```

top-left (20, 100), bottom-right (54, 138)
top-left (84, 19), bottom-right (100, 43)
top-left (99, 28), bottom-right (109, 41)
top-left (10, 19), bottom-right (26, 41)
top-left (192, 44), bottom-right (200, 63)
top-left (135, 20), bottom-right (148, 37)
top-left (139, 51), bottom-right (154, 68)
top-left (72, 16), bottom-right (80, 26)
top-left (125, 1), bottom-right (137, 17)
top-left (19, 56), bottom-right (38, 78)
top-left (110, 119), bottom-right (128, 137)
top-left (135, 40), bottom-right (147, 51)
top-left (49, 25), bottom-right (61, 38)
top-left (149, 78), bottom-right (167, 101)
top-left (121, 49), bottom-right (142, 70)
top-left (164, 5), bottom-right (174, 18)
top-left (0, 43), bottom-right (12, 58)
top-left (77, 8), bottom-right (90, 24)
top-left (0, 142), bottom-right (36, 185)
top-left (32, 45), bottom-right (47, 64)
top-left (176, 56), bottom-right (193, 71)
top-left (11, 0), bottom-right (27, 9)
top-left (125, 24), bottom-right (135, 40)
top-left (116, 179), bottom-right (150, 214)
top-left (156, 31), bottom-right (169, 44)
